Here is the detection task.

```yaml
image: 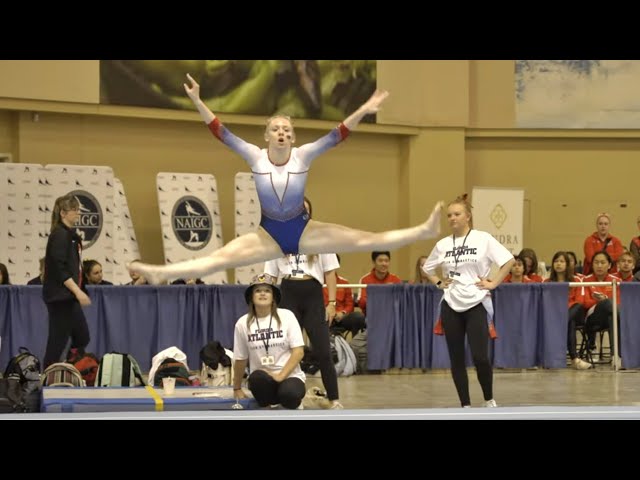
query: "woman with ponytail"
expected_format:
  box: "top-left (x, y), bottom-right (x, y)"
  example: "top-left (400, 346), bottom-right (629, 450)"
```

top-left (42, 194), bottom-right (91, 368)
top-left (423, 193), bottom-right (515, 408)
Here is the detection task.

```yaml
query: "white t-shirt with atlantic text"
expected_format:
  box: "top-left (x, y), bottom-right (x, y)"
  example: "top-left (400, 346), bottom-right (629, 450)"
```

top-left (233, 308), bottom-right (306, 382)
top-left (264, 253), bottom-right (339, 285)
top-left (423, 229), bottom-right (514, 312)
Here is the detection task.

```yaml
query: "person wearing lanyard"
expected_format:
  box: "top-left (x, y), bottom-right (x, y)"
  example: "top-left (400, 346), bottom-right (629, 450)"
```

top-left (42, 194), bottom-right (92, 368)
top-left (232, 274), bottom-right (306, 410)
top-left (263, 197), bottom-right (343, 409)
top-left (423, 194), bottom-right (514, 408)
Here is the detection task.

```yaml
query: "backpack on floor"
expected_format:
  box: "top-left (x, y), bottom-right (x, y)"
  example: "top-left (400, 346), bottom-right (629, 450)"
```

top-left (4, 347), bottom-right (41, 394)
top-left (153, 358), bottom-right (191, 387)
top-left (41, 362), bottom-right (85, 387)
top-left (68, 350), bottom-right (99, 387)
top-left (331, 334), bottom-right (357, 377)
top-left (350, 330), bottom-right (369, 374)
top-left (199, 341), bottom-right (232, 386)
top-left (95, 352), bottom-right (146, 387)
top-left (0, 375), bottom-right (26, 413)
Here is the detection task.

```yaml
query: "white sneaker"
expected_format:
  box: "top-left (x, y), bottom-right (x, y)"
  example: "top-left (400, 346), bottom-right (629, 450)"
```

top-left (330, 400), bottom-right (344, 410)
top-left (462, 405), bottom-right (471, 408)
top-left (572, 358), bottom-right (591, 370)
top-left (483, 399), bottom-right (497, 408)
top-left (297, 403), bottom-right (304, 410)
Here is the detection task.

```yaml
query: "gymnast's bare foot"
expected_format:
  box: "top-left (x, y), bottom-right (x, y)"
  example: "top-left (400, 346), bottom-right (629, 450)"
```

top-left (127, 261), bottom-right (166, 285)
top-left (421, 201), bottom-right (444, 239)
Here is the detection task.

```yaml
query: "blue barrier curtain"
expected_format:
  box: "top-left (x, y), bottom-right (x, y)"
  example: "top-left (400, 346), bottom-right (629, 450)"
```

top-left (0, 283), bottom-right (633, 372)
top-left (367, 284), bottom-right (442, 369)
top-left (492, 283), bottom-right (540, 368)
top-left (0, 286), bottom-right (49, 369)
top-left (539, 283), bottom-right (571, 368)
top-left (0, 285), bottom-right (248, 372)
top-left (620, 283), bottom-right (640, 369)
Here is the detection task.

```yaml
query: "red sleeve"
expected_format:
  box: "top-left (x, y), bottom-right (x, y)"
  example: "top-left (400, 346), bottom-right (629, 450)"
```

top-left (207, 118), bottom-right (223, 141)
top-left (610, 237), bottom-right (624, 263)
top-left (337, 123), bottom-right (350, 141)
top-left (569, 284), bottom-right (584, 308)
top-left (583, 236), bottom-right (595, 276)
top-left (342, 287), bottom-right (354, 314)
top-left (582, 290), bottom-right (596, 310)
top-left (358, 287), bottom-right (367, 314)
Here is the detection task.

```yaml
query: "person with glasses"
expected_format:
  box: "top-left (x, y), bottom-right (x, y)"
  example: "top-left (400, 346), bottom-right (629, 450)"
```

top-left (423, 193), bottom-right (514, 408)
top-left (42, 195), bottom-right (91, 368)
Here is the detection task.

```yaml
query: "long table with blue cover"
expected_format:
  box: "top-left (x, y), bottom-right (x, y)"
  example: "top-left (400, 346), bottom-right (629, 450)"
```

top-left (1, 283), bottom-right (638, 372)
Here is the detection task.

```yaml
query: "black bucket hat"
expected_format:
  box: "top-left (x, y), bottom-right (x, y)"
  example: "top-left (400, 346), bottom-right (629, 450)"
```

top-left (244, 274), bottom-right (281, 305)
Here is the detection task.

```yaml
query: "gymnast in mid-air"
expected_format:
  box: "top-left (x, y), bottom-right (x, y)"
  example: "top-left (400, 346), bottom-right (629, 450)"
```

top-left (129, 74), bottom-right (443, 284)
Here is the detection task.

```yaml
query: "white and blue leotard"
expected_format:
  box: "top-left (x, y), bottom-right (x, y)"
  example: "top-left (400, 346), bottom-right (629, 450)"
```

top-left (208, 119), bottom-right (349, 254)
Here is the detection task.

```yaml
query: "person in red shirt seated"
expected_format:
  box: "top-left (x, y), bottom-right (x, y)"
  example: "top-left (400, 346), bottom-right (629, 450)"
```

top-left (630, 216), bottom-right (640, 275)
top-left (518, 248), bottom-right (544, 282)
top-left (323, 255), bottom-right (366, 336)
top-left (582, 251), bottom-right (621, 355)
top-left (502, 255), bottom-right (535, 283)
top-left (566, 251), bottom-right (584, 279)
top-left (413, 255), bottom-right (430, 284)
top-left (583, 213), bottom-right (624, 276)
top-left (616, 251), bottom-right (636, 282)
top-left (357, 251), bottom-right (402, 316)
top-left (544, 251), bottom-right (590, 369)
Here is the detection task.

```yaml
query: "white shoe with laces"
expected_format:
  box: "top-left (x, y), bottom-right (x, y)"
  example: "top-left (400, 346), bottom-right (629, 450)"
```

top-left (483, 399), bottom-right (498, 408)
top-left (572, 358), bottom-right (592, 370)
top-left (330, 400), bottom-right (344, 410)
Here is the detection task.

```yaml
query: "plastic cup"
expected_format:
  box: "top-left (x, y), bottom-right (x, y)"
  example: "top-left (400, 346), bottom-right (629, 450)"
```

top-left (162, 377), bottom-right (176, 395)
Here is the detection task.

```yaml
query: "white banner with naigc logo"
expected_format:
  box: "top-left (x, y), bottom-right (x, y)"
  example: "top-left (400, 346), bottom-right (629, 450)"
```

top-left (156, 172), bottom-right (227, 284)
top-left (234, 172), bottom-right (263, 285)
top-left (0, 163), bottom-right (47, 284)
top-left (44, 165), bottom-right (116, 282)
top-left (111, 178), bottom-right (141, 285)
top-left (471, 187), bottom-right (524, 255)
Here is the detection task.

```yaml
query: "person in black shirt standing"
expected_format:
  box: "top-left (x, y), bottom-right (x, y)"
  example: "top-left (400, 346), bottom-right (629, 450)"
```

top-left (42, 194), bottom-right (91, 368)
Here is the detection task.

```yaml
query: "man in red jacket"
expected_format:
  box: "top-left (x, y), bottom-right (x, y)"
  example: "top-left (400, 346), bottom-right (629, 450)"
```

top-left (357, 251), bottom-right (402, 315)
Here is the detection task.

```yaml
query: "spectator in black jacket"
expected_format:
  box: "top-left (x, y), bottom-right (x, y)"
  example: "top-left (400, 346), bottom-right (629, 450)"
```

top-left (0, 262), bottom-right (10, 285)
top-left (82, 259), bottom-right (113, 285)
top-left (27, 257), bottom-right (45, 285)
top-left (42, 194), bottom-right (91, 368)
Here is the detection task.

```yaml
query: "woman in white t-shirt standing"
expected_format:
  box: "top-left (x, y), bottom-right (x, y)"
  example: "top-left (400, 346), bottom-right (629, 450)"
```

top-left (232, 274), bottom-right (306, 409)
top-left (423, 194), bottom-right (515, 408)
top-left (264, 197), bottom-right (343, 409)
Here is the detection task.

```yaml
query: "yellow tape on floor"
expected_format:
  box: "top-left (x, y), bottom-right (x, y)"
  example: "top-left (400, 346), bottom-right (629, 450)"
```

top-left (145, 385), bottom-right (164, 411)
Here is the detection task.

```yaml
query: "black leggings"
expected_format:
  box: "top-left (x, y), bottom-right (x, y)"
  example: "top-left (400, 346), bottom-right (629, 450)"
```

top-left (248, 370), bottom-right (306, 409)
top-left (280, 278), bottom-right (339, 401)
top-left (585, 299), bottom-right (621, 355)
top-left (441, 301), bottom-right (492, 407)
top-left (567, 303), bottom-right (586, 359)
top-left (331, 311), bottom-right (366, 336)
top-left (43, 300), bottom-right (90, 368)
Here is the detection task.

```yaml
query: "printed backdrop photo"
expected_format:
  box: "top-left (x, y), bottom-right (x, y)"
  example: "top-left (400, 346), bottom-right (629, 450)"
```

top-left (100, 60), bottom-right (377, 122)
